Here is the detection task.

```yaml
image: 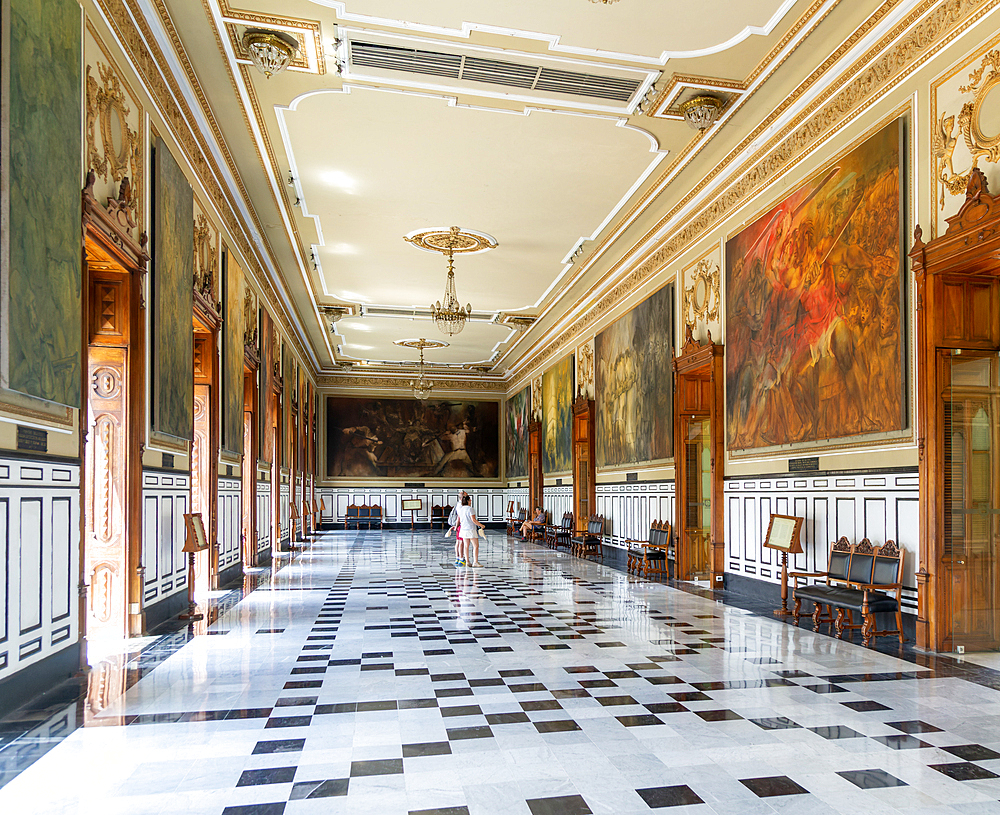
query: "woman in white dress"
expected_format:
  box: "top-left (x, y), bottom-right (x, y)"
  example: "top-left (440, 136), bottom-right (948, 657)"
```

top-left (456, 494), bottom-right (485, 567)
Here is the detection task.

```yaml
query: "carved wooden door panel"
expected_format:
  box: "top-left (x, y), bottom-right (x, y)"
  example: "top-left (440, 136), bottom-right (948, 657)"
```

top-left (528, 422), bottom-right (543, 516)
top-left (192, 383), bottom-right (212, 594)
top-left (85, 347), bottom-right (129, 640)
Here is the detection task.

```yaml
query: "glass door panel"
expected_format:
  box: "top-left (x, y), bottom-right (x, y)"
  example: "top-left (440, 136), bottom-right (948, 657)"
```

top-left (684, 416), bottom-right (712, 579)
top-left (944, 352), bottom-right (1000, 650)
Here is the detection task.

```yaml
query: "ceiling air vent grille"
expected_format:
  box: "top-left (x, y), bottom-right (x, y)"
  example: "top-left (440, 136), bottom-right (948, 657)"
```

top-left (350, 41), bottom-right (640, 102)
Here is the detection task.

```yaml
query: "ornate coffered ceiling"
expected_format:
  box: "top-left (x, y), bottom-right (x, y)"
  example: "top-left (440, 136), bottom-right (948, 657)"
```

top-left (140, 0), bottom-right (918, 385)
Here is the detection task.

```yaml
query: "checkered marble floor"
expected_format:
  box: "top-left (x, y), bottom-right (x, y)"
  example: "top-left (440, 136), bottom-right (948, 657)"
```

top-left (4, 529), bottom-right (1000, 815)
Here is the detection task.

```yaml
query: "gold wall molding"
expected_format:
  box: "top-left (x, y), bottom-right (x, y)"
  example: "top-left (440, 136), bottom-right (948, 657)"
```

top-left (576, 341), bottom-right (594, 398)
top-left (934, 47), bottom-right (1000, 209)
top-left (316, 375), bottom-right (505, 392)
top-left (85, 61), bottom-right (142, 228)
top-left (506, 0), bottom-right (992, 394)
top-left (683, 257), bottom-right (720, 334)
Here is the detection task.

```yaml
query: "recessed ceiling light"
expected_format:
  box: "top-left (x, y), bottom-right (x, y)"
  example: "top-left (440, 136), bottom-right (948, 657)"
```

top-left (321, 169), bottom-right (357, 193)
top-left (327, 243), bottom-right (357, 254)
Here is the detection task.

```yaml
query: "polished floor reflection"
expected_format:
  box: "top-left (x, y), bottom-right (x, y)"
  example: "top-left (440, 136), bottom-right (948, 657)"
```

top-left (4, 529), bottom-right (1000, 814)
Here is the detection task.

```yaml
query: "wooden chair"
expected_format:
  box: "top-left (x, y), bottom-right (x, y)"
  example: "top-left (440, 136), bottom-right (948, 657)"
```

top-left (625, 520), bottom-right (672, 579)
top-left (344, 504), bottom-right (361, 529)
top-left (572, 515), bottom-right (605, 561)
top-left (791, 536), bottom-right (852, 627)
top-left (431, 505), bottom-right (445, 528)
top-left (508, 508), bottom-right (526, 536)
top-left (368, 504), bottom-right (383, 530)
top-left (546, 512), bottom-right (574, 549)
top-left (528, 510), bottom-right (548, 542)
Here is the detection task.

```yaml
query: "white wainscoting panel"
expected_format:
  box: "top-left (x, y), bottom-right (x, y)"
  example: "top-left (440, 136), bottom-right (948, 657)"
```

top-left (724, 470), bottom-right (920, 613)
top-left (0, 457), bottom-right (80, 683)
top-left (217, 478), bottom-right (240, 571)
top-left (318, 486), bottom-right (509, 526)
top-left (141, 471), bottom-right (188, 606)
top-left (596, 481), bottom-right (675, 548)
top-left (257, 480), bottom-right (271, 554)
top-left (279, 482), bottom-right (290, 545)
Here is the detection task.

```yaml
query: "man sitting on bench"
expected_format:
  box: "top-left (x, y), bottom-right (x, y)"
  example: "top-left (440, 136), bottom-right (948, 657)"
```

top-left (519, 507), bottom-right (546, 541)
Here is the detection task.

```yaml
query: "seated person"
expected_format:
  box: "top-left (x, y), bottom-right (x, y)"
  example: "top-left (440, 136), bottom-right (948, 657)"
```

top-left (519, 507), bottom-right (546, 540)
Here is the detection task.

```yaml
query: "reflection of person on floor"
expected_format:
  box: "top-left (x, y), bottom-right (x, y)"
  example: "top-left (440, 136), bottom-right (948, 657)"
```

top-left (457, 494), bottom-right (485, 567)
top-left (433, 420), bottom-right (477, 477)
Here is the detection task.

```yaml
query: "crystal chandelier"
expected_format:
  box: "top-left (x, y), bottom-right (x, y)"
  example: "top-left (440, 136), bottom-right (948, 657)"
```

top-left (395, 338), bottom-right (447, 400)
top-left (431, 246), bottom-right (472, 337)
top-left (243, 29), bottom-right (299, 78)
top-left (680, 95), bottom-right (724, 131)
top-left (404, 225), bottom-right (497, 338)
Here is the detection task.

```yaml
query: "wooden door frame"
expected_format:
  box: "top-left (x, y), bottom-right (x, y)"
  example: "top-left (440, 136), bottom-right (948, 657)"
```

top-left (911, 168), bottom-right (1000, 652)
top-left (572, 396), bottom-right (596, 529)
top-left (193, 292), bottom-right (221, 591)
top-left (673, 328), bottom-right (725, 586)
top-left (528, 421), bottom-right (543, 518)
top-left (81, 175), bottom-right (148, 642)
top-left (241, 340), bottom-right (259, 568)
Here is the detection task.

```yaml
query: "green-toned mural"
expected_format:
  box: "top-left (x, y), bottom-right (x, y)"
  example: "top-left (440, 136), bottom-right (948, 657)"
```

top-left (725, 119), bottom-right (905, 450)
top-left (595, 283), bottom-right (674, 468)
top-left (222, 249), bottom-right (244, 455)
top-left (505, 386), bottom-right (529, 479)
top-left (7, 0), bottom-right (82, 407)
top-left (542, 355), bottom-right (573, 474)
top-left (152, 139), bottom-right (194, 442)
top-left (326, 397), bottom-right (499, 479)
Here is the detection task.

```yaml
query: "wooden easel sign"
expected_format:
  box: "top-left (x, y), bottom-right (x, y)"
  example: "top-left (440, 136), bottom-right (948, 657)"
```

top-left (763, 513), bottom-right (803, 617)
top-left (402, 498), bottom-right (422, 530)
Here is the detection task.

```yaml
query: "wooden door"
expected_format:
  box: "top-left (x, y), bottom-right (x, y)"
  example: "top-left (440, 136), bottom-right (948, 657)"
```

top-left (673, 331), bottom-right (725, 585)
top-left (573, 398), bottom-right (595, 528)
top-left (191, 333), bottom-right (217, 593)
top-left (528, 421), bottom-right (543, 515)
top-left (241, 368), bottom-right (257, 567)
top-left (941, 351), bottom-right (1000, 650)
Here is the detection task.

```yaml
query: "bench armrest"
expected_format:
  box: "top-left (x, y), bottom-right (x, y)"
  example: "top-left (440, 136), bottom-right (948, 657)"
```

top-left (788, 570), bottom-right (825, 578)
top-left (857, 583), bottom-right (902, 591)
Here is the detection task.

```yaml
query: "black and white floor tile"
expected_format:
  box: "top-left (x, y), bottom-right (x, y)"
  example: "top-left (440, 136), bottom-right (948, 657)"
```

top-left (3, 529), bottom-right (1000, 813)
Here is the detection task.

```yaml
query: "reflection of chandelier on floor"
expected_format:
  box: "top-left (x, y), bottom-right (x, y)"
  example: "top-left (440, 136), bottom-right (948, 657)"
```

top-left (404, 225), bottom-right (498, 338)
top-left (395, 338), bottom-right (448, 400)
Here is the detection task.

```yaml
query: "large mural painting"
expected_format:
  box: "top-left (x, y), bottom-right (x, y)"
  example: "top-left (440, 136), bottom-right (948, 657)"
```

top-left (152, 139), bottom-right (194, 442)
top-left (326, 397), bottom-right (499, 479)
top-left (222, 249), bottom-right (244, 455)
top-left (542, 355), bottom-right (573, 474)
top-left (595, 283), bottom-right (674, 468)
top-left (726, 119), bottom-right (905, 451)
top-left (505, 385), bottom-right (530, 479)
top-left (8, 0), bottom-right (82, 408)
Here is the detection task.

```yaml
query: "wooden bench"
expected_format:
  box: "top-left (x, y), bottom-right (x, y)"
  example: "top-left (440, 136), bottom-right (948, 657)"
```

top-left (572, 515), bottom-right (605, 561)
top-left (343, 504), bottom-right (384, 530)
top-left (545, 512), bottom-right (574, 549)
top-left (793, 538), bottom-right (904, 646)
top-left (431, 504), bottom-right (452, 530)
top-left (625, 520), bottom-right (673, 579)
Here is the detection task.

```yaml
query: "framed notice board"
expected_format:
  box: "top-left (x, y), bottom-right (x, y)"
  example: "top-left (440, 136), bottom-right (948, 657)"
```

top-left (401, 499), bottom-right (422, 512)
top-left (763, 514), bottom-right (804, 554)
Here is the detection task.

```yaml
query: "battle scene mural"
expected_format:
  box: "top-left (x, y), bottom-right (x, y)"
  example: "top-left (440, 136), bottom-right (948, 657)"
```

top-left (326, 397), bottom-right (499, 479)
top-left (725, 119), bottom-right (905, 451)
top-left (505, 386), bottom-right (530, 479)
top-left (542, 355), bottom-right (573, 474)
top-left (595, 283), bottom-right (674, 468)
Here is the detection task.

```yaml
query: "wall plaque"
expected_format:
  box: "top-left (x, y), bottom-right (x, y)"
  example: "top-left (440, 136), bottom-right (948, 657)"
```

top-left (626, 472), bottom-right (638, 482)
top-left (16, 425), bottom-right (47, 453)
top-left (788, 457), bottom-right (819, 473)
top-left (162, 453), bottom-right (175, 469)
top-left (404, 482), bottom-right (425, 488)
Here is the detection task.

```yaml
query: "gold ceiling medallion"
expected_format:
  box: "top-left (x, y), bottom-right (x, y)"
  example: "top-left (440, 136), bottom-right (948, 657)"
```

top-left (405, 226), bottom-right (498, 337)
top-left (935, 49), bottom-right (1000, 209)
top-left (243, 29), bottom-right (299, 78)
top-left (589, 0), bottom-right (621, 4)
top-left (684, 258), bottom-right (721, 333)
top-left (395, 338), bottom-right (448, 400)
top-left (680, 95), bottom-right (725, 130)
top-left (85, 62), bottom-right (141, 226)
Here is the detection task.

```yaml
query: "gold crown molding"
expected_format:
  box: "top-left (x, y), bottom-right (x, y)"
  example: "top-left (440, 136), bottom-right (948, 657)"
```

top-left (316, 374), bottom-right (505, 392)
top-left (501, 0), bottom-right (868, 365)
top-left (504, 0), bottom-right (985, 390)
top-left (98, 0), bottom-right (318, 382)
